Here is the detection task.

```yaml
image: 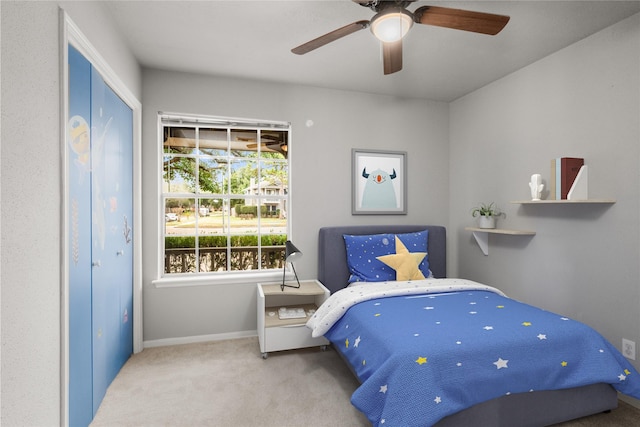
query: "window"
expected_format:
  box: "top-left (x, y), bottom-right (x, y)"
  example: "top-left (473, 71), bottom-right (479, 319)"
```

top-left (160, 113), bottom-right (290, 276)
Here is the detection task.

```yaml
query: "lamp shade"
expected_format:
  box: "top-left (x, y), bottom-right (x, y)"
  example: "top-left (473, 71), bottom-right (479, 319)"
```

top-left (285, 240), bottom-right (303, 262)
top-left (370, 9), bottom-right (413, 43)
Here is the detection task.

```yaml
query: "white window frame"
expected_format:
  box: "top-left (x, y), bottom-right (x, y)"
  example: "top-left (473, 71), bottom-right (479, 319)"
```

top-left (154, 112), bottom-right (292, 286)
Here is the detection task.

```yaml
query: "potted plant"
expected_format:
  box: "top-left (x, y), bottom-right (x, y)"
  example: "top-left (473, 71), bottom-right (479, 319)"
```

top-left (471, 202), bottom-right (503, 229)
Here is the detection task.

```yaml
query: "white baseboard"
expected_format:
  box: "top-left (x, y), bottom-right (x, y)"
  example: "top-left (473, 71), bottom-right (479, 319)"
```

top-left (143, 330), bottom-right (257, 348)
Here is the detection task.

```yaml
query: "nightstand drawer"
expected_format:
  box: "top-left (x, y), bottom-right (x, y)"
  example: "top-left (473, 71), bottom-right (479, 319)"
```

top-left (264, 324), bottom-right (329, 353)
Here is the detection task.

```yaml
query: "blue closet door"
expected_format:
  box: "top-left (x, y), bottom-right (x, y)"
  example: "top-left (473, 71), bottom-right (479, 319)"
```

top-left (68, 45), bottom-right (94, 427)
top-left (68, 44), bottom-right (133, 426)
top-left (90, 67), bottom-right (134, 415)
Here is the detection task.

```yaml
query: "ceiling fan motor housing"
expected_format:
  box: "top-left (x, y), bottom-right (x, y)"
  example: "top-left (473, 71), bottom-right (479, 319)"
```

top-left (357, 0), bottom-right (417, 13)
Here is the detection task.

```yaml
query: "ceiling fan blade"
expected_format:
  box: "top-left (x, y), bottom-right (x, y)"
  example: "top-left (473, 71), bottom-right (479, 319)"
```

top-left (246, 141), bottom-right (281, 152)
top-left (414, 6), bottom-right (510, 35)
top-left (292, 20), bottom-right (370, 55)
top-left (247, 143), bottom-right (270, 149)
top-left (382, 39), bottom-right (402, 75)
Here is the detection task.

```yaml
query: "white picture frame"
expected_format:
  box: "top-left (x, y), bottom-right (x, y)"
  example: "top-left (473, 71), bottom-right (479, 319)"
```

top-left (352, 148), bottom-right (407, 215)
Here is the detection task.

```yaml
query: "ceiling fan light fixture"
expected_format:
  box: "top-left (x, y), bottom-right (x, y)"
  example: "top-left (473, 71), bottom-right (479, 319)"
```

top-left (370, 9), bottom-right (413, 43)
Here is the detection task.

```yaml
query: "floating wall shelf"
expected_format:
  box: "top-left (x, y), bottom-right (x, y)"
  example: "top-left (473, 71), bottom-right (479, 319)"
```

top-left (465, 227), bottom-right (536, 256)
top-left (466, 198), bottom-right (614, 255)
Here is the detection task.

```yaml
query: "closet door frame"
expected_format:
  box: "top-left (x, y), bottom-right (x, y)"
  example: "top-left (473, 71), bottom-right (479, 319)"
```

top-left (60, 9), bottom-right (142, 426)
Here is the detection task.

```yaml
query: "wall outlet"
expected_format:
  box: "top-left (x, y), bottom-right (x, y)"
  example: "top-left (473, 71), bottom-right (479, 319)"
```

top-left (622, 338), bottom-right (636, 360)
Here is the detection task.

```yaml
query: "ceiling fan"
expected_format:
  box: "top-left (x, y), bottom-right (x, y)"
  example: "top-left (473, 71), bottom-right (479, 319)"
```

top-left (291, 0), bottom-right (510, 75)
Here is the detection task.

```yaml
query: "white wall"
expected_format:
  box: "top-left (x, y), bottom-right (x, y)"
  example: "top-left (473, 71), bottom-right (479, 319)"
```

top-left (449, 12), bottom-right (640, 404)
top-left (1, 3), bottom-right (61, 424)
top-left (141, 69), bottom-right (450, 342)
top-left (1, 1), bottom-right (140, 425)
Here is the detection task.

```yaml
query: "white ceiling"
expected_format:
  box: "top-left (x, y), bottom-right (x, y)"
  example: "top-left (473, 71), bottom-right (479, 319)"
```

top-left (104, 1), bottom-right (640, 102)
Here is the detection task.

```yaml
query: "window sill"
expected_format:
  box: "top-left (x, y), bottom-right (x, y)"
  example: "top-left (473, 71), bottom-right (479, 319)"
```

top-left (152, 270), bottom-right (289, 288)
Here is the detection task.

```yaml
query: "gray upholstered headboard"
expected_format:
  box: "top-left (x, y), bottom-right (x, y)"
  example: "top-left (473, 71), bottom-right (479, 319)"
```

top-left (317, 225), bottom-right (446, 294)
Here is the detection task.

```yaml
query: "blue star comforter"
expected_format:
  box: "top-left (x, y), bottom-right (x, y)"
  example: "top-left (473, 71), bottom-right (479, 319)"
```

top-left (306, 279), bottom-right (640, 427)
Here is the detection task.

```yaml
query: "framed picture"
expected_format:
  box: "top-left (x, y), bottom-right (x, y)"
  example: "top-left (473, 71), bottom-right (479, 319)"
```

top-left (352, 148), bottom-right (407, 215)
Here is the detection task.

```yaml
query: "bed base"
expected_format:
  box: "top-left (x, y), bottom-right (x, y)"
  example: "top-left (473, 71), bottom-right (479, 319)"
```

top-left (331, 342), bottom-right (616, 426)
top-left (435, 383), bottom-right (617, 426)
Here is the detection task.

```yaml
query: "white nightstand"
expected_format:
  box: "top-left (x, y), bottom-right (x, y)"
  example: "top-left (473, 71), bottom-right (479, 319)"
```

top-left (257, 280), bottom-right (330, 359)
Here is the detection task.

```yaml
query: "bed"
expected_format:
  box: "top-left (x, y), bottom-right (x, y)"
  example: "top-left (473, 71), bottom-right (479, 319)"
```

top-left (309, 225), bottom-right (640, 427)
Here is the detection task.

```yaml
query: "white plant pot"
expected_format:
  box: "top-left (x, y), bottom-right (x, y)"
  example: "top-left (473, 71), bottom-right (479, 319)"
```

top-left (478, 216), bottom-right (496, 229)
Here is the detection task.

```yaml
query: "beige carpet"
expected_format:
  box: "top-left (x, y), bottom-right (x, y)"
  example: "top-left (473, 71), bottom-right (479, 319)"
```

top-left (91, 337), bottom-right (640, 427)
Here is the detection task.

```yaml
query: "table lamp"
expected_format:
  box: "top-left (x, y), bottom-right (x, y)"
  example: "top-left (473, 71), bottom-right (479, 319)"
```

top-left (281, 240), bottom-right (302, 291)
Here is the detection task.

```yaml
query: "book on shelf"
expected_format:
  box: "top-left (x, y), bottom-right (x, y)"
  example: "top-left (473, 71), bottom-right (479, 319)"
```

top-left (555, 158), bottom-right (562, 199)
top-left (550, 157), bottom-right (584, 200)
top-left (560, 157), bottom-right (584, 199)
top-left (567, 165), bottom-right (588, 200)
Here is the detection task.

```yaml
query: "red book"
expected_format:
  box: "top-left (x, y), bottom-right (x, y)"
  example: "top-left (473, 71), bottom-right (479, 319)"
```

top-left (561, 157), bottom-right (584, 199)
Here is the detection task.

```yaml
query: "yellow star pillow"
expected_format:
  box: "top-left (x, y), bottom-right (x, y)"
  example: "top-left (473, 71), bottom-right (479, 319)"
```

top-left (376, 236), bottom-right (427, 281)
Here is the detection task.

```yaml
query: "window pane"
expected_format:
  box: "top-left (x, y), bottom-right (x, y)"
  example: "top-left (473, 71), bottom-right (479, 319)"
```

top-left (165, 198), bottom-right (195, 235)
top-left (261, 160), bottom-right (288, 190)
top-left (258, 198), bottom-right (288, 236)
top-left (197, 198), bottom-right (224, 235)
top-left (198, 235), bottom-right (227, 272)
top-left (198, 127), bottom-right (227, 156)
top-left (261, 234), bottom-right (286, 270)
top-left (209, 199), bottom-right (230, 235)
top-left (164, 156), bottom-right (196, 193)
top-left (230, 159), bottom-right (257, 195)
top-left (260, 130), bottom-right (288, 159)
top-left (230, 129), bottom-right (263, 158)
top-left (164, 236), bottom-right (196, 273)
top-left (198, 157), bottom-right (226, 194)
top-left (230, 234), bottom-right (258, 271)
top-left (164, 127), bottom-right (196, 154)
top-left (232, 198), bottom-right (259, 234)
